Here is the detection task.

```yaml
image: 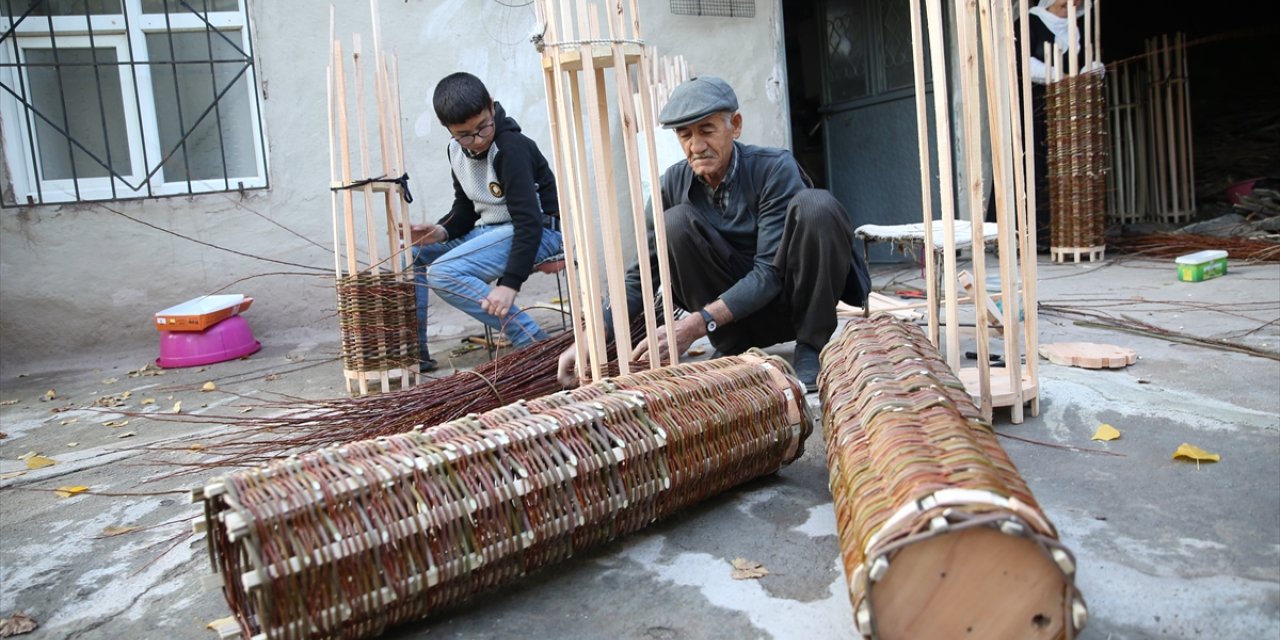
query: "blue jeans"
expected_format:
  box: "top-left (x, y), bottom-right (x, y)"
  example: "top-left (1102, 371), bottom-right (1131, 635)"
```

top-left (412, 224), bottom-right (563, 358)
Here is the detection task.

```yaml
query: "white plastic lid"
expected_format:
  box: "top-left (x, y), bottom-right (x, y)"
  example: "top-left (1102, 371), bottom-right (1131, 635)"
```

top-left (1175, 250), bottom-right (1228, 264)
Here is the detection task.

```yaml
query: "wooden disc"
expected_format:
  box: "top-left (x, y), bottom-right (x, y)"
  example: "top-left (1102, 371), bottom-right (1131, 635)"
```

top-left (1039, 342), bottom-right (1137, 369)
top-left (958, 366), bottom-right (1039, 407)
top-left (870, 526), bottom-right (1069, 640)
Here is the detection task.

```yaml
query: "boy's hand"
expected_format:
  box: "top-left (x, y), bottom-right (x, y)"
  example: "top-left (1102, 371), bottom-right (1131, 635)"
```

top-left (482, 285), bottom-right (518, 319)
top-left (405, 222), bottom-right (444, 246)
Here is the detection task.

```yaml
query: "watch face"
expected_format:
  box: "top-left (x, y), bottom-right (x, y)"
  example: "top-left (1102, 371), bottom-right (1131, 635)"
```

top-left (707, 320), bottom-right (718, 332)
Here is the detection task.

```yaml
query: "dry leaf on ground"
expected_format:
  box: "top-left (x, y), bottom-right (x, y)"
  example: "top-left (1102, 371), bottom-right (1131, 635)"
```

top-left (730, 557), bottom-right (769, 580)
top-left (0, 611), bottom-right (38, 637)
top-left (101, 525), bottom-right (140, 537)
top-left (23, 455), bottom-right (55, 470)
top-left (0, 399), bottom-right (18, 406)
top-left (1091, 424), bottom-right (1121, 441)
top-left (201, 381), bottom-right (216, 392)
top-left (0, 471), bottom-right (26, 480)
top-left (1173, 443), bottom-right (1221, 463)
top-left (102, 420), bottom-right (128, 428)
top-left (54, 485), bottom-right (89, 498)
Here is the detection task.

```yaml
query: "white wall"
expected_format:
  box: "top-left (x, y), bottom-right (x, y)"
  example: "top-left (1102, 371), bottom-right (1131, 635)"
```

top-left (0, 0), bottom-right (788, 372)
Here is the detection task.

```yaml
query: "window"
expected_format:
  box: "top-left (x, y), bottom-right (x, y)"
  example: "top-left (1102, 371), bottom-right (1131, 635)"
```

top-left (670, 1), bottom-right (754, 19)
top-left (0, 0), bottom-right (267, 206)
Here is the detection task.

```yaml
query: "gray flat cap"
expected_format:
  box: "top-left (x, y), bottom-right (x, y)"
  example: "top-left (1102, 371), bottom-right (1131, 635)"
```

top-left (657, 76), bottom-right (738, 129)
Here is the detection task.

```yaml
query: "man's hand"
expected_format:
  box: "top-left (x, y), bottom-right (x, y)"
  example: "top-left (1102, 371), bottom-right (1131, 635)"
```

top-left (482, 285), bottom-right (518, 319)
top-left (629, 312), bottom-right (705, 363)
top-left (405, 222), bottom-right (445, 246)
top-left (556, 346), bottom-right (579, 388)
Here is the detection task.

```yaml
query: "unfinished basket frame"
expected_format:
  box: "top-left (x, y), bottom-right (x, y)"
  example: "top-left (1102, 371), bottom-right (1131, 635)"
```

top-left (906, 0), bottom-right (1043, 422)
top-left (533, 0), bottom-right (689, 385)
top-left (328, 2), bottom-right (419, 395)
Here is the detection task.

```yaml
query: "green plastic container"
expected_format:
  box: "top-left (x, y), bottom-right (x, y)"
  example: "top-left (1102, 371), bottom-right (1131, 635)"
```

top-left (1176, 250), bottom-right (1228, 282)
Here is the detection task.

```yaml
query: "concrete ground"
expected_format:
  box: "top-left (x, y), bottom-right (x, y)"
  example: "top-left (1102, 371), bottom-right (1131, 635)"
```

top-left (1, 254), bottom-right (1277, 640)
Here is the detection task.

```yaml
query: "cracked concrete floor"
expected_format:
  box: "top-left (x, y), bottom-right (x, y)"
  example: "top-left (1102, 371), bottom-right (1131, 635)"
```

top-left (1, 256), bottom-right (1277, 640)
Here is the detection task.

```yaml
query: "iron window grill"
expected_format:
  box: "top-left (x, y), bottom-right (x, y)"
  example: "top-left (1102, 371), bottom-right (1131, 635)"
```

top-left (0, 0), bottom-right (268, 207)
top-left (670, 0), bottom-right (754, 19)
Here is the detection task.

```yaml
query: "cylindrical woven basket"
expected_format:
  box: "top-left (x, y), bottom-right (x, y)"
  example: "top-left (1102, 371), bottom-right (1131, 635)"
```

top-left (198, 351), bottom-right (811, 639)
top-left (1047, 72), bottom-right (1108, 259)
top-left (818, 315), bottom-right (1086, 640)
top-left (335, 272), bottom-right (418, 373)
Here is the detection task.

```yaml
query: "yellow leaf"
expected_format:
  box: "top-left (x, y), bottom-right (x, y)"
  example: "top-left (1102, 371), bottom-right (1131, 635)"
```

top-left (25, 455), bottom-right (56, 470)
top-left (54, 485), bottom-right (89, 498)
top-left (0, 471), bottom-right (27, 480)
top-left (201, 381), bottom-right (216, 392)
top-left (42, 389), bottom-right (56, 401)
top-left (101, 377), bottom-right (118, 384)
top-left (172, 401), bottom-right (182, 413)
top-left (1091, 424), bottom-right (1121, 441)
top-left (141, 398), bottom-right (156, 405)
top-left (121, 390), bottom-right (132, 399)
top-left (101, 525), bottom-right (140, 537)
top-left (103, 420), bottom-right (129, 428)
top-left (1173, 443), bottom-right (1220, 463)
top-left (188, 443), bottom-right (207, 451)
top-left (0, 399), bottom-right (18, 406)
top-left (66, 442), bottom-right (78, 447)
top-left (17, 451), bottom-right (37, 460)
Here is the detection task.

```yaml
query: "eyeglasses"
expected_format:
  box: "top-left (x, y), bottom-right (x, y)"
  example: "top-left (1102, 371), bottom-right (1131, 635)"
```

top-left (452, 114), bottom-right (495, 145)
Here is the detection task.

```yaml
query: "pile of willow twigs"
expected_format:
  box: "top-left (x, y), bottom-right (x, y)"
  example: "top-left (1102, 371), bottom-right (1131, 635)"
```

top-left (1110, 232), bottom-right (1280, 262)
top-left (139, 332), bottom-right (588, 473)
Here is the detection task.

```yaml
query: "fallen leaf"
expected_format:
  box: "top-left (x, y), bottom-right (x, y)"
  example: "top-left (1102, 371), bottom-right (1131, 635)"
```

top-left (188, 443), bottom-right (207, 451)
top-left (59, 419), bottom-right (77, 426)
top-left (66, 442), bottom-right (78, 447)
top-left (238, 407), bottom-right (254, 414)
top-left (120, 390), bottom-right (131, 400)
top-left (141, 398), bottom-right (156, 405)
top-left (0, 471), bottom-right (26, 480)
top-left (101, 377), bottom-right (119, 385)
top-left (730, 557), bottom-right (769, 580)
top-left (264, 374), bottom-right (280, 382)
top-left (116, 431), bottom-right (136, 439)
top-left (1173, 443), bottom-right (1220, 463)
top-left (550, 296), bottom-right (565, 304)
top-left (102, 420), bottom-right (129, 428)
top-left (201, 381), bottom-right (217, 392)
top-left (0, 611), bottom-right (38, 636)
top-left (172, 401), bottom-right (182, 413)
top-left (41, 389), bottom-right (56, 402)
top-left (17, 451), bottom-right (37, 460)
top-left (206, 616), bottom-right (238, 633)
top-left (1091, 424), bottom-right (1121, 441)
top-left (54, 485), bottom-right (89, 498)
top-left (0, 399), bottom-right (18, 406)
top-left (101, 525), bottom-right (140, 537)
top-left (0, 432), bottom-right (6, 439)
top-left (24, 455), bottom-right (56, 470)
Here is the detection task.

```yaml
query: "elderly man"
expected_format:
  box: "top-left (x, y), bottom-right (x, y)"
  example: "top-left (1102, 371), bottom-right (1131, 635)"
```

top-left (560, 75), bottom-right (870, 392)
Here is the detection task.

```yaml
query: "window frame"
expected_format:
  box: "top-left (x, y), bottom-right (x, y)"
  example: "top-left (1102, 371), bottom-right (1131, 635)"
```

top-left (0, 0), bottom-right (268, 206)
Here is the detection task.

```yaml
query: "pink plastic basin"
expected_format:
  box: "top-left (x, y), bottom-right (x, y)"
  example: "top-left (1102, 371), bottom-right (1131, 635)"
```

top-left (156, 314), bottom-right (261, 368)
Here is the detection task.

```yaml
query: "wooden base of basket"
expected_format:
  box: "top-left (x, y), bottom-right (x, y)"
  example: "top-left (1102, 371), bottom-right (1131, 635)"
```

top-left (343, 366), bottom-right (419, 395)
top-left (871, 526), bottom-right (1072, 640)
top-left (1049, 245), bottom-right (1106, 263)
top-left (958, 365), bottom-right (1038, 408)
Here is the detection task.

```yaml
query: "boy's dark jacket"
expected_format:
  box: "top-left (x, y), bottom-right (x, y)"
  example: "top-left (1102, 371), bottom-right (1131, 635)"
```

top-left (440, 101), bottom-right (559, 290)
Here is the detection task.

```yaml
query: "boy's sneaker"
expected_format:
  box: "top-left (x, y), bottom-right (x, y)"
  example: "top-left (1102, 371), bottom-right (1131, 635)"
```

top-left (793, 343), bottom-right (821, 393)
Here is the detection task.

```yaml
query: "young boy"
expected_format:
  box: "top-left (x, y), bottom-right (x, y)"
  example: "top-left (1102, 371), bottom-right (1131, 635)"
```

top-left (409, 72), bottom-right (563, 371)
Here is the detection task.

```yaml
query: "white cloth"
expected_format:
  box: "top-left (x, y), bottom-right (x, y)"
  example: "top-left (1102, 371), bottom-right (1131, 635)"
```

top-left (854, 220), bottom-right (1000, 251)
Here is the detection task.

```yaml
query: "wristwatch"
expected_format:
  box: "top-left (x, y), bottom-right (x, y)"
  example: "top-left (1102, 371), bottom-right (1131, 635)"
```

top-left (698, 308), bottom-right (718, 333)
